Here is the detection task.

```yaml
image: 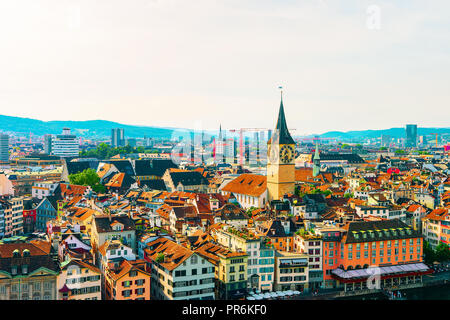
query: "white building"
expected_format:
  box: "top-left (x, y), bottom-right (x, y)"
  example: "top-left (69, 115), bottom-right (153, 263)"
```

top-left (145, 237), bottom-right (215, 300)
top-left (32, 181), bottom-right (59, 199)
top-left (220, 173), bottom-right (267, 210)
top-left (57, 259), bottom-right (102, 300)
top-left (51, 128), bottom-right (79, 158)
top-left (98, 239), bottom-right (136, 273)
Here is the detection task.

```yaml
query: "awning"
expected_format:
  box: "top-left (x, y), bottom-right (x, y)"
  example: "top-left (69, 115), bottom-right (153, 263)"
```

top-left (331, 263), bottom-right (431, 280)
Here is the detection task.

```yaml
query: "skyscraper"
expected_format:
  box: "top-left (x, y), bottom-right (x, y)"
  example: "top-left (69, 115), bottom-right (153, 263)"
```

top-left (111, 128), bottom-right (125, 147)
top-left (44, 134), bottom-right (53, 155)
top-left (405, 124), bottom-right (418, 148)
top-left (0, 134), bottom-right (9, 163)
top-left (51, 128), bottom-right (79, 157)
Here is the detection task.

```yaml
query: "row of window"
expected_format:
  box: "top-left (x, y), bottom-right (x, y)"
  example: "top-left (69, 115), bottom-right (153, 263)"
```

top-left (174, 267), bottom-right (214, 277)
top-left (122, 279), bottom-right (145, 287)
top-left (279, 276), bottom-right (306, 282)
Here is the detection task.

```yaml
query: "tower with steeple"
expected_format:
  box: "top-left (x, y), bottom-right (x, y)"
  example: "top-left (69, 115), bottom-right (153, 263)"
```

top-left (267, 89), bottom-right (296, 201)
top-left (313, 141), bottom-right (320, 177)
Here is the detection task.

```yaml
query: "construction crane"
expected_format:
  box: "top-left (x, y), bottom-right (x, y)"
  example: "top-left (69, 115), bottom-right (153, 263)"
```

top-left (229, 128), bottom-right (268, 166)
top-left (430, 133), bottom-right (439, 147)
top-left (298, 137), bottom-right (338, 145)
top-left (228, 128), bottom-right (298, 166)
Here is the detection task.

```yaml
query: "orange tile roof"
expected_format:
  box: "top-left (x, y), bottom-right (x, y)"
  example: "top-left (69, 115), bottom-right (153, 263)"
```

top-left (221, 173), bottom-right (267, 197)
top-left (60, 183), bottom-right (89, 197)
top-left (423, 208), bottom-right (449, 221)
top-left (108, 259), bottom-right (149, 281)
top-left (144, 238), bottom-right (194, 271)
top-left (105, 172), bottom-right (125, 188)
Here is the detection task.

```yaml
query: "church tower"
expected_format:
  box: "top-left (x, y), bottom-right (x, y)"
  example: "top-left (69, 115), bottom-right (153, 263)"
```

top-left (267, 90), bottom-right (296, 201)
top-left (313, 141), bottom-right (320, 177)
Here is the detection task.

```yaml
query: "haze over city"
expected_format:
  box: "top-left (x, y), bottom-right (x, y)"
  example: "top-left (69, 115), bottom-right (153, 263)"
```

top-left (1, 0), bottom-right (450, 134)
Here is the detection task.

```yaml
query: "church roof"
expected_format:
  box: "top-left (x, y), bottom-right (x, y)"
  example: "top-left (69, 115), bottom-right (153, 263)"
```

top-left (268, 94), bottom-right (295, 145)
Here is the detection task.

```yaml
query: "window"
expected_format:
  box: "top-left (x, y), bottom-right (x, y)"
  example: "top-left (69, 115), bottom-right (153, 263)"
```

top-left (136, 288), bottom-right (145, 295)
top-left (122, 290), bottom-right (132, 297)
top-left (123, 281), bottom-right (131, 287)
top-left (135, 279), bottom-right (145, 286)
top-left (192, 269), bottom-right (197, 275)
top-left (33, 282), bottom-right (41, 291)
top-left (191, 255), bottom-right (198, 264)
top-left (129, 270), bottom-right (138, 277)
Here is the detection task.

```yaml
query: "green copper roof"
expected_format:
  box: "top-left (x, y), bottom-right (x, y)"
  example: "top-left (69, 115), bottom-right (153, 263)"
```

top-left (268, 93), bottom-right (295, 145)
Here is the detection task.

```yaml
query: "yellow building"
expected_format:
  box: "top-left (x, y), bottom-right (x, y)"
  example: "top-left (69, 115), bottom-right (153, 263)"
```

top-left (196, 242), bottom-right (248, 300)
top-left (267, 92), bottom-right (296, 201)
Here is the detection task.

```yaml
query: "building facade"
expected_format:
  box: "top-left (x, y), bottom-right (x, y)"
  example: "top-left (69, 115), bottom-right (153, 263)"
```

top-left (51, 128), bottom-right (79, 158)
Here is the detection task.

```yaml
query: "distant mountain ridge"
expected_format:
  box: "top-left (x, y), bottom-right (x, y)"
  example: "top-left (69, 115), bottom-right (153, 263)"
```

top-left (0, 115), bottom-right (182, 139)
top-left (1, 114), bottom-right (449, 140)
top-left (318, 127), bottom-right (450, 139)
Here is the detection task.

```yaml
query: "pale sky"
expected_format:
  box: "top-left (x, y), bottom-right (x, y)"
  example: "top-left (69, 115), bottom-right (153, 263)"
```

top-left (1, 0), bottom-right (449, 135)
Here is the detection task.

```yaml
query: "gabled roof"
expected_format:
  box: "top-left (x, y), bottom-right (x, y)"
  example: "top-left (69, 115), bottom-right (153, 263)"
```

top-left (139, 179), bottom-right (167, 191)
top-left (0, 241), bottom-right (58, 276)
top-left (259, 219), bottom-right (288, 238)
top-left (94, 216), bottom-right (136, 233)
top-left (104, 160), bottom-right (135, 176)
top-left (423, 208), bottom-right (449, 222)
top-left (144, 237), bottom-right (194, 271)
top-left (169, 171), bottom-right (209, 186)
top-left (196, 242), bottom-right (247, 265)
top-left (108, 259), bottom-right (149, 281)
top-left (221, 173), bottom-right (267, 197)
top-left (134, 159), bottom-right (177, 177)
top-left (60, 183), bottom-right (88, 197)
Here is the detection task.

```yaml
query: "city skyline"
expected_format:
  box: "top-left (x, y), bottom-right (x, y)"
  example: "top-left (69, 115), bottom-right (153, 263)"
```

top-left (1, 1), bottom-right (450, 134)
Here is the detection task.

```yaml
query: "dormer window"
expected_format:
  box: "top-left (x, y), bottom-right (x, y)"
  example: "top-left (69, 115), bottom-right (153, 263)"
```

top-left (22, 265), bottom-right (28, 274)
top-left (11, 266), bottom-right (18, 275)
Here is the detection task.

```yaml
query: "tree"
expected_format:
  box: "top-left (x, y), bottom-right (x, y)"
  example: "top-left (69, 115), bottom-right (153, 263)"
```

top-left (423, 241), bottom-right (435, 264)
top-left (344, 192), bottom-right (354, 198)
top-left (435, 242), bottom-right (450, 262)
top-left (69, 168), bottom-right (105, 193)
top-left (155, 253), bottom-right (165, 263)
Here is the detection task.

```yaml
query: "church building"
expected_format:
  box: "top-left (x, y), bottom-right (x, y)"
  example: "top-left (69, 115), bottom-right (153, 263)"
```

top-left (267, 93), bottom-right (296, 201)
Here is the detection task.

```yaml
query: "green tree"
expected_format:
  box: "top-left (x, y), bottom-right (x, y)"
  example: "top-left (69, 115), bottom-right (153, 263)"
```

top-left (69, 168), bottom-right (105, 193)
top-left (435, 242), bottom-right (450, 262)
top-left (344, 192), bottom-right (354, 198)
top-left (423, 241), bottom-right (435, 264)
top-left (155, 253), bottom-right (165, 263)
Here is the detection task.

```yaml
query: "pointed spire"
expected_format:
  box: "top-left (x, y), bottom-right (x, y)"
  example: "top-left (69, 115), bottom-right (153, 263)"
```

top-left (313, 140), bottom-right (320, 177)
top-left (314, 140), bottom-right (320, 160)
top-left (269, 87), bottom-right (295, 145)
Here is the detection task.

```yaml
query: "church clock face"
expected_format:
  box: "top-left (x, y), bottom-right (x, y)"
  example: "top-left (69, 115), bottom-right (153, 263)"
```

top-left (279, 145), bottom-right (294, 164)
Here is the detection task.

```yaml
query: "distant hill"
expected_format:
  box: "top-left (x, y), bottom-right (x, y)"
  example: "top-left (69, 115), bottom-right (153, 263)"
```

top-left (319, 127), bottom-right (450, 140)
top-left (1, 114), bottom-right (449, 140)
top-left (0, 115), bottom-right (184, 139)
